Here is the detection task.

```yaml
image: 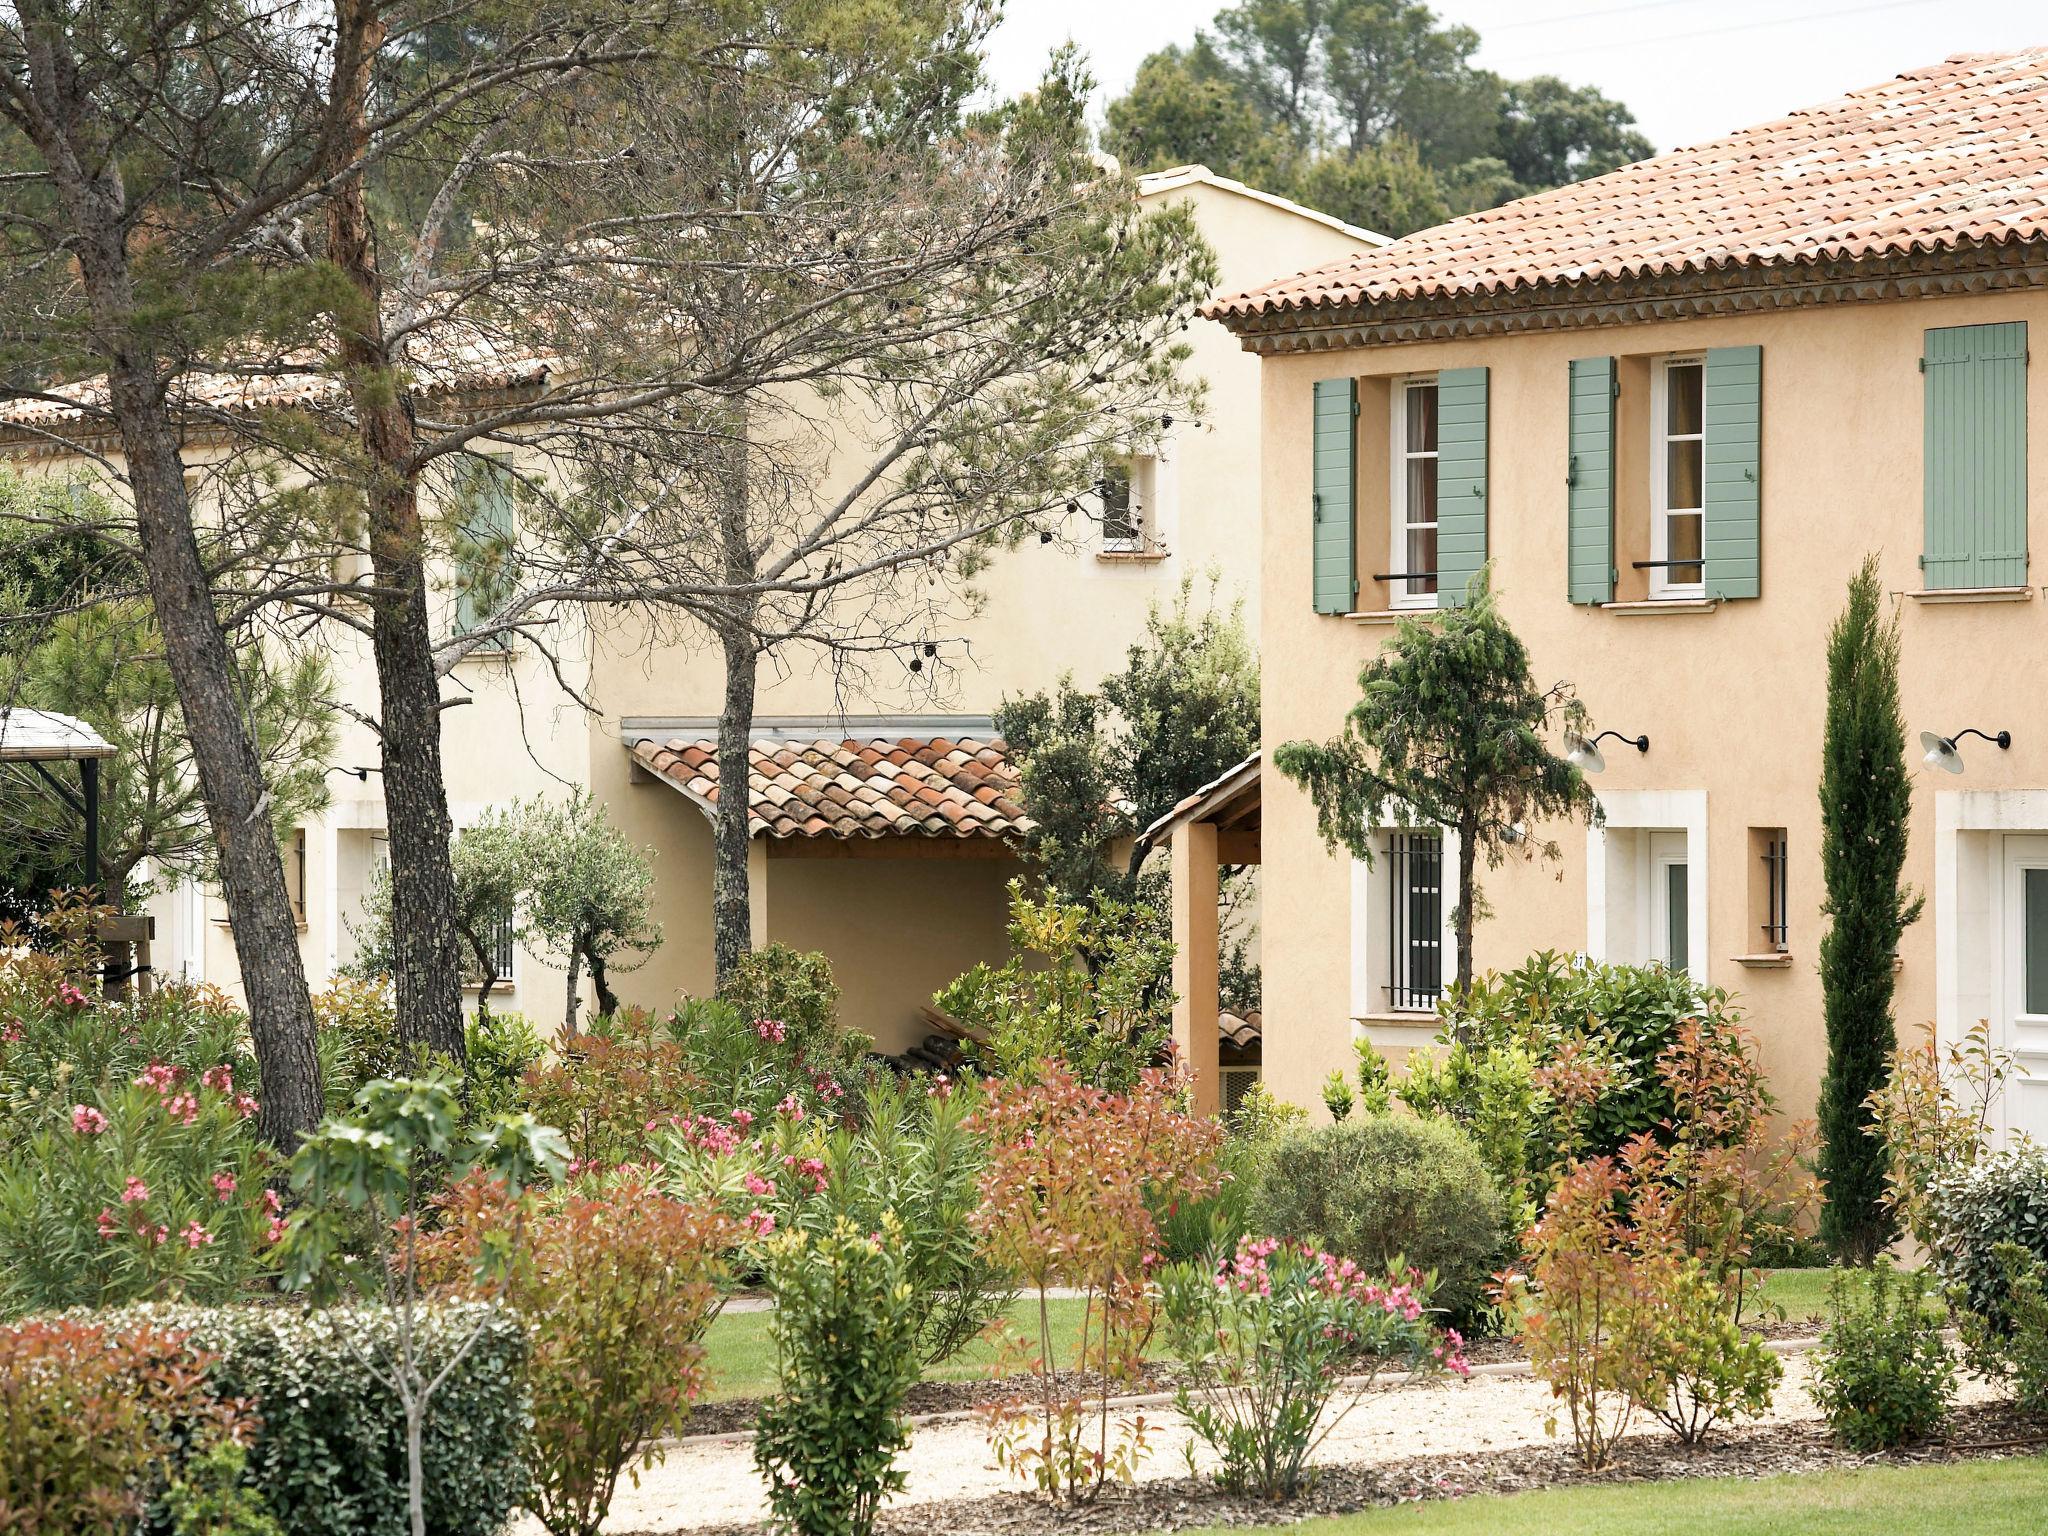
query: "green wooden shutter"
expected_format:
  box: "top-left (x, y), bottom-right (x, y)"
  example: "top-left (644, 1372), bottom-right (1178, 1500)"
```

top-left (1923, 321), bottom-right (2028, 590)
top-left (1702, 345), bottom-right (1762, 599)
top-left (1434, 366), bottom-right (1488, 607)
top-left (1567, 357), bottom-right (1616, 604)
top-left (1312, 378), bottom-right (1358, 614)
top-left (454, 456), bottom-right (517, 635)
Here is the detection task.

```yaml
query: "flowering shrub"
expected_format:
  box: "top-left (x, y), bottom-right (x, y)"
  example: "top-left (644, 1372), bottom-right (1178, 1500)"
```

top-left (426, 1173), bottom-right (735, 1536)
top-left (1868, 1021), bottom-right (2024, 1257)
top-left (1809, 1265), bottom-right (1955, 1450)
top-left (0, 1314), bottom-right (252, 1534)
top-left (522, 1009), bottom-right (699, 1170)
top-left (753, 1215), bottom-right (923, 1536)
top-left (0, 950), bottom-right (277, 1315)
top-left (971, 1062), bottom-right (1222, 1500)
top-left (1159, 1238), bottom-right (1466, 1497)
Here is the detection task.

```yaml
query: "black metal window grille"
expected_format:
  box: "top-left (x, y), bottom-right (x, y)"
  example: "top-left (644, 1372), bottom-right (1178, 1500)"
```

top-left (1762, 832), bottom-right (1789, 951)
top-left (463, 902), bottom-right (517, 984)
top-left (1100, 468), bottom-right (1139, 545)
top-left (1386, 831), bottom-right (1443, 1010)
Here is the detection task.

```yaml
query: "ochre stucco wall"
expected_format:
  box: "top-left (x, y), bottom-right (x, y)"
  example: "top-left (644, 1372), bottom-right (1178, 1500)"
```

top-left (1254, 287), bottom-right (2048, 1123)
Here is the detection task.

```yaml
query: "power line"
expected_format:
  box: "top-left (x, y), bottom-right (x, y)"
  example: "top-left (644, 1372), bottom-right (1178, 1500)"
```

top-left (1486, 0), bottom-right (1699, 35)
top-left (1483, 0), bottom-right (1946, 70)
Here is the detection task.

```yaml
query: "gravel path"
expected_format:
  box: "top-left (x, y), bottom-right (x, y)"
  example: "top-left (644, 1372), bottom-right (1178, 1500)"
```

top-left (518, 1345), bottom-right (2005, 1535)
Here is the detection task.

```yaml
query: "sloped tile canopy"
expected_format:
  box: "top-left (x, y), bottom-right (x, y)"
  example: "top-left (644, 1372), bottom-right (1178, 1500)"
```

top-left (629, 733), bottom-right (1032, 841)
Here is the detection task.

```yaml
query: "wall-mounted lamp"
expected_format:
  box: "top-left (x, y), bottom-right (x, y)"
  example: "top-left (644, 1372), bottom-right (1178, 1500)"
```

top-left (1564, 729), bottom-right (1649, 775)
top-left (326, 765), bottom-right (382, 782)
top-left (1919, 727), bottom-right (2011, 775)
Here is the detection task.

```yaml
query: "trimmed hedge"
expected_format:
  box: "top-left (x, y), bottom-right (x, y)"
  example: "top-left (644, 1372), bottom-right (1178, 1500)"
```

top-left (1250, 1114), bottom-right (1508, 1325)
top-left (1929, 1148), bottom-right (2048, 1330)
top-left (102, 1302), bottom-right (528, 1536)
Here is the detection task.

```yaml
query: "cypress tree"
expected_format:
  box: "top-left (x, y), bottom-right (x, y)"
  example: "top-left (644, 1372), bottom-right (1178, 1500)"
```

top-left (1816, 555), bottom-right (1922, 1263)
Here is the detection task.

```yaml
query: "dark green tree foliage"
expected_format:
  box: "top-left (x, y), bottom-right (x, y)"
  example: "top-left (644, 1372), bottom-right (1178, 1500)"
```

top-left (998, 579), bottom-right (1259, 904)
top-left (1817, 556), bottom-right (1922, 1264)
top-left (1102, 1), bottom-right (1654, 235)
top-left (1273, 568), bottom-right (1596, 994)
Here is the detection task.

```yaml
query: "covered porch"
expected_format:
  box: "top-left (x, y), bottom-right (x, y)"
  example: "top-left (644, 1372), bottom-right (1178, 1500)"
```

top-left (1143, 751), bottom-right (1261, 1116)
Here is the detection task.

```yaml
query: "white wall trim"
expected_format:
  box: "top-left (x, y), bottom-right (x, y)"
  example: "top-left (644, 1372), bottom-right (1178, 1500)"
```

top-left (1586, 789), bottom-right (1710, 981)
top-left (1933, 789), bottom-right (2048, 1052)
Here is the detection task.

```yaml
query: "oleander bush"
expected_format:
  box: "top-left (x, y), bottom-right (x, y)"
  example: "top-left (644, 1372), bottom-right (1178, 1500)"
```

top-left (1251, 1115), bottom-right (1508, 1326)
top-left (0, 921), bottom-right (279, 1316)
top-left (1159, 1237), bottom-right (1467, 1497)
top-left (754, 1216), bottom-right (924, 1536)
top-left (1808, 1266), bottom-right (1955, 1451)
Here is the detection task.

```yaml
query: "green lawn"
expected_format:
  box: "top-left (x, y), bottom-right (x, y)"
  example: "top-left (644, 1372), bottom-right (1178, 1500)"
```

top-left (699, 1269), bottom-right (1883, 1402)
top-left (1167, 1457), bottom-right (2048, 1536)
top-left (701, 1294), bottom-right (1154, 1402)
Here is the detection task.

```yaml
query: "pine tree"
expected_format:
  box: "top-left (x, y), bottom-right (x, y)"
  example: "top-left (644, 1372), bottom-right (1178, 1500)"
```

top-left (1816, 555), bottom-right (1922, 1263)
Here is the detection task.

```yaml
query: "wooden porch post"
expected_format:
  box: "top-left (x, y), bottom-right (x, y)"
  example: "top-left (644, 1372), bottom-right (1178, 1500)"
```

top-left (1170, 819), bottom-right (1220, 1117)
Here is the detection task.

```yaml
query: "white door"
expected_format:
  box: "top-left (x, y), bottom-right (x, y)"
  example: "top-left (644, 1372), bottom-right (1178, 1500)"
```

top-left (1649, 831), bottom-right (1691, 976)
top-left (1999, 835), bottom-right (2048, 1142)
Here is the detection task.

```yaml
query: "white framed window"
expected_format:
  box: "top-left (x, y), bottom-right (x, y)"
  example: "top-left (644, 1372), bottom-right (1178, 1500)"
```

top-left (1099, 455), bottom-right (1157, 552)
top-left (1350, 823), bottom-right (1457, 1019)
top-left (1388, 376), bottom-right (1440, 608)
top-left (1586, 790), bottom-right (1709, 982)
top-left (1650, 356), bottom-right (1706, 599)
top-left (1648, 830), bottom-right (1690, 974)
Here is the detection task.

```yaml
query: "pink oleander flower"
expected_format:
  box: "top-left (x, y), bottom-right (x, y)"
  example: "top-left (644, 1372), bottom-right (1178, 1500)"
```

top-left (266, 1215), bottom-right (289, 1245)
top-left (742, 1207), bottom-right (776, 1238)
top-left (200, 1064), bottom-right (234, 1094)
top-left (813, 1075), bottom-right (844, 1101)
top-left (779, 1154), bottom-right (827, 1194)
top-left (71, 1104), bottom-right (108, 1135)
top-left (133, 1061), bottom-right (180, 1092)
top-left (120, 1175), bottom-right (150, 1206)
top-left (163, 1092), bottom-right (200, 1126)
top-left (262, 1188), bottom-right (282, 1217)
top-left (212, 1172), bottom-right (238, 1202)
top-left (927, 1073), bottom-right (951, 1100)
top-left (731, 1108), bottom-right (755, 1129)
top-left (151, 1225), bottom-right (169, 1246)
top-left (182, 1221), bottom-right (214, 1250)
top-left (776, 1094), bottom-right (804, 1122)
top-left (1, 1020), bottom-right (21, 1044)
top-left (56, 982), bottom-right (88, 1007)
top-left (744, 1171), bottom-right (774, 1197)
top-left (96, 1208), bottom-right (119, 1240)
top-left (754, 1017), bottom-right (787, 1043)
top-left (233, 1093), bottom-right (259, 1119)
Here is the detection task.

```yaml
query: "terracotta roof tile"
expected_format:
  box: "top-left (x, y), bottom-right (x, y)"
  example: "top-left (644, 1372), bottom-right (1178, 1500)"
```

top-left (1208, 50), bottom-right (2048, 323)
top-left (629, 734), bottom-right (1032, 841)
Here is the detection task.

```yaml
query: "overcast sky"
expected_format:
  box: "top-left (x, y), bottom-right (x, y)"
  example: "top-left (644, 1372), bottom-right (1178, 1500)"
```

top-left (984, 0), bottom-right (2044, 156)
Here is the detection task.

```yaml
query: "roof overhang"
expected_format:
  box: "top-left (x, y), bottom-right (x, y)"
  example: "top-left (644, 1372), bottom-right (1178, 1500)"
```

top-left (0, 708), bottom-right (115, 762)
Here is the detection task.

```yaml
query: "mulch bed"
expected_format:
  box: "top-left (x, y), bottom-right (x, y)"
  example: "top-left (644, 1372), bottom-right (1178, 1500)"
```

top-left (650, 1402), bottom-right (2047, 1536)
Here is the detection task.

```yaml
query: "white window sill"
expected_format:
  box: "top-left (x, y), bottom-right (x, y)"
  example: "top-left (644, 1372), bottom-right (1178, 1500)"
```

top-left (1095, 547), bottom-right (1168, 564)
top-left (1346, 607), bottom-right (1438, 625)
top-left (1730, 952), bottom-right (1793, 969)
top-left (1904, 586), bottom-right (2032, 605)
top-left (1599, 598), bottom-right (1720, 615)
top-left (1354, 1011), bottom-right (1440, 1026)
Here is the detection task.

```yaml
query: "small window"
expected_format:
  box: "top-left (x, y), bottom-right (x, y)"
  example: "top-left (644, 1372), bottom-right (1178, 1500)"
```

top-left (452, 455), bottom-right (519, 636)
top-left (1385, 829), bottom-right (1443, 1010)
top-left (1750, 828), bottom-right (1790, 954)
top-left (286, 828), bottom-right (308, 927)
top-left (1099, 456), bottom-right (1155, 552)
top-left (1388, 377), bottom-right (1439, 607)
top-left (1650, 357), bottom-right (1706, 599)
top-left (461, 901), bottom-right (517, 988)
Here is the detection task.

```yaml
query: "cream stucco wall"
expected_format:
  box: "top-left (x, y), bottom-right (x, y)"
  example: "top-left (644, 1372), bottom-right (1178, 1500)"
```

top-left (1255, 286), bottom-right (2048, 1123)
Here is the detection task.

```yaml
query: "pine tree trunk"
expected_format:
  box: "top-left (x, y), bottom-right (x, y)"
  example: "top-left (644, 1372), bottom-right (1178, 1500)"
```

top-left (324, 0), bottom-right (465, 1062)
top-left (713, 630), bottom-right (758, 988)
top-left (1455, 818), bottom-right (1478, 995)
top-left (15, 9), bottom-right (324, 1145)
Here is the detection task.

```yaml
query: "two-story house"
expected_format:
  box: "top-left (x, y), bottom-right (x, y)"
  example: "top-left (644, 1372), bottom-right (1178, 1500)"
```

top-left (1180, 50), bottom-right (2048, 1137)
top-left (3, 167), bottom-right (1378, 1055)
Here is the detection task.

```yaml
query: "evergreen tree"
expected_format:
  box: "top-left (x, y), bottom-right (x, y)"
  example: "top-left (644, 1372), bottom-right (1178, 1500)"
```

top-left (1817, 555), bottom-right (1922, 1263)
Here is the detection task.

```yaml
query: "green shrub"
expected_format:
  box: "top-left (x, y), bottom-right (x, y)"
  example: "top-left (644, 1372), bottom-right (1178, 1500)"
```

top-left (1927, 1147), bottom-right (2048, 1332)
top-left (161, 1441), bottom-right (282, 1536)
top-left (461, 1010), bottom-right (543, 1125)
top-left (106, 1302), bottom-right (529, 1536)
top-left (754, 1216), bottom-right (923, 1536)
top-left (1251, 1115), bottom-right (1508, 1325)
top-left (1958, 1243), bottom-right (2048, 1422)
top-left (0, 1314), bottom-right (251, 1535)
top-left (311, 977), bottom-right (408, 1110)
top-left (1808, 1266), bottom-right (1954, 1451)
top-left (1155, 1082), bottom-right (1303, 1264)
